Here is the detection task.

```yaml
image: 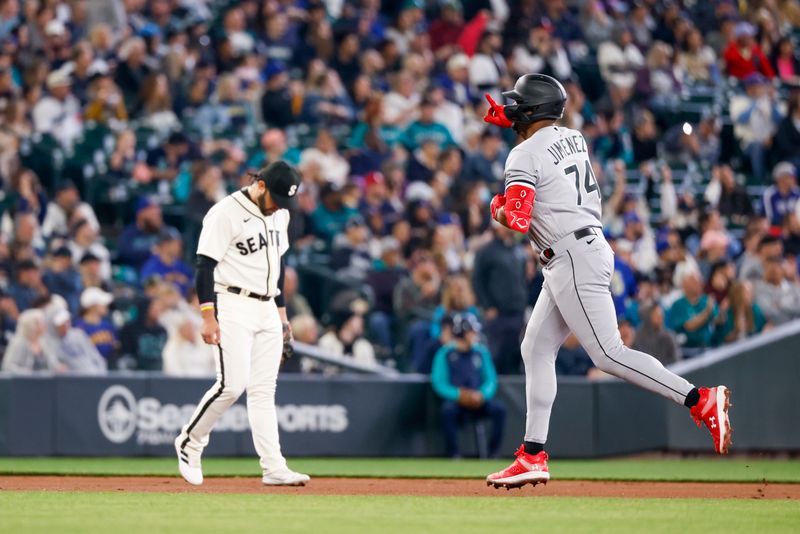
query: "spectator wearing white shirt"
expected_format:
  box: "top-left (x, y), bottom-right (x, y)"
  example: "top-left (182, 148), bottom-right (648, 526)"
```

top-left (299, 128), bottom-right (350, 188)
top-left (598, 24), bottom-right (645, 105)
top-left (469, 29), bottom-right (508, 101)
top-left (318, 310), bottom-right (376, 367)
top-left (162, 308), bottom-right (216, 377)
top-left (32, 69), bottom-right (83, 149)
top-left (42, 309), bottom-right (106, 375)
top-left (1, 308), bottom-right (61, 374)
top-left (730, 73), bottom-right (784, 182)
top-left (41, 180), bottom-right (100, 239)
top-left (512, 24), bottom-right (572, 81)
top-left (753, 253), bottom-right (800, 325)
top-left (67, 219), bottom-right (112, 281)
top-left (429, 86), bottom-right (465, 146)
top-left (382, 70), bottom-right (420, 128)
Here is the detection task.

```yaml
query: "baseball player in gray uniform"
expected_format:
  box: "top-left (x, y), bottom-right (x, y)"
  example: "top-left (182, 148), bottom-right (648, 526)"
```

top-left (482, 75), bottom-right (732, 489)
top-left (175, 161), bottom-right (309, 487)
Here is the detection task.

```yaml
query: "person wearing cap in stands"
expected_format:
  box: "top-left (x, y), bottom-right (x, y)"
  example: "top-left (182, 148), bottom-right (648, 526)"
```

top-left (117, 197), bottom-right (171, 269)
top-left (74, 286), bottom-right (118, 362)
top-left (762, 162), bottom-right (800, 228)
top-left (730, 72), bottom-right (783, 182)
top-left (78, 252), bottom-right (110, 291)
top-left (7, 259), bottom-right (47, 312)
top-left (358, 171), bottom-right (401, 235)
top-left (175, 160), bottom-right (310, 487)
top-left (118, 296), bottom-right (167, 371)
top-left (32, 67), bottom-right (83, 148)
top-left (42, 308), bottom-right (106, 375)
top-left (42, 246), bottom-right (81, 313)
top-left (723, 21), bottom-right (776, 80)
top-left (330, 215), bottom-right (372, 281)
top-left (311, 181), bottom-right (359, 245)
top-left (140, 228), bottom-right (193, 297)
top-left (146, 130), bottom-right (193, 184)
top-left (67, 218), bottom-right (111, 280)
top-left (259, 60), bottom-right (297, 129)
top-left (431, 313), bottom-right (505, 458)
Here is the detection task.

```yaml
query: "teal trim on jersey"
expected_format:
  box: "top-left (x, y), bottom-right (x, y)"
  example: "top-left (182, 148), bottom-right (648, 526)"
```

top-left (431, 342), bottom-right (498, 402)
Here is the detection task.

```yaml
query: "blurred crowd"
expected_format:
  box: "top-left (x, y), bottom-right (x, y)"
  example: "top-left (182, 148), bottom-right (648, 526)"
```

top-left (0, 0), bottom-right (799, 377)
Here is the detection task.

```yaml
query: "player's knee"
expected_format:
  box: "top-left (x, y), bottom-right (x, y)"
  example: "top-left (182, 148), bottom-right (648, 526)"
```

top-left (222, 379), bottom-right (247, 399)
top-left (589, 353), bottom-right (615, 373)
top-left (586, 341), bottom-right (624, 373)
top-left (520, 333), bottom-right (537, 361)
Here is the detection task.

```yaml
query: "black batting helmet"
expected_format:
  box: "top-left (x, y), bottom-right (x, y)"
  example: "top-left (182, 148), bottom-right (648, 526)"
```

top-left (502, 74), bottom-right (567, 125)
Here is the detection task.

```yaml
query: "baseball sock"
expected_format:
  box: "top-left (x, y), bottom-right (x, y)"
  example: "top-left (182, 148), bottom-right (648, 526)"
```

top-left (683, 388), bottom-right (700, 408)
top-left (524, 441), bottom-right (544, 454)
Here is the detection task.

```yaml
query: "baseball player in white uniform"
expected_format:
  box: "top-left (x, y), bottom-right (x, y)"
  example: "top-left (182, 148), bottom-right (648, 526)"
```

top-left (175, 161), bottom-right (309, 487)
top-left (481, 75), bottom-right (732, 489)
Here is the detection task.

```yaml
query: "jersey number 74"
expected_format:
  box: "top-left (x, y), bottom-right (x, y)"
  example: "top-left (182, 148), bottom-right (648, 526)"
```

top-left (564, 160), bottom-right (600, 206)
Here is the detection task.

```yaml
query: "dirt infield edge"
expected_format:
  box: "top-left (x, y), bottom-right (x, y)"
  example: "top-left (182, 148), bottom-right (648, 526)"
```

top-left (1, 476), bottom-right (799, 500)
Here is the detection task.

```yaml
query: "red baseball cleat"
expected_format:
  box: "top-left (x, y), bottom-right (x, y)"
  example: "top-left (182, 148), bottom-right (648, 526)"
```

top-left (690, 386), bottom-right (733, 454)
top-left (486, 446), bottom-right (550, 490)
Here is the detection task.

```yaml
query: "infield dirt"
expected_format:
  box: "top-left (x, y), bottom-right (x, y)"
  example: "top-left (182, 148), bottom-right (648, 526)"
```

top-left (1, 476), bottom-right (798, 500)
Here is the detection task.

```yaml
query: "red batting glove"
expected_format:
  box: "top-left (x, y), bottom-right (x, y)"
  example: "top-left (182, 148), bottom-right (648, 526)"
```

top-left (483, 93), bottom-right (513, 128)
top-left (490, 193), bottom-right (505, 220)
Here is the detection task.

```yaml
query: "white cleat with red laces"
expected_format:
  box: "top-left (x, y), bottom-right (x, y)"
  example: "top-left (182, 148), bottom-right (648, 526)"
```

top-left (690, 385), bottom-right (733, 454)
top-left (486, 446), bottom-right (550, 490)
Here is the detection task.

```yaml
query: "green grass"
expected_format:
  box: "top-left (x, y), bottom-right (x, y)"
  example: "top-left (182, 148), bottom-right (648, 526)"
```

top-left (1, 492), bottom-right (798, 534)
top-left (1, 457), bottom-right (799, 483)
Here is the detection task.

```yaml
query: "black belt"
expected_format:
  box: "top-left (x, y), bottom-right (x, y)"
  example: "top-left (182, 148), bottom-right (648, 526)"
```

top-left (541, 227), bottom-right (598, 264)
top-left (226, 287), bottom-right (272, 301)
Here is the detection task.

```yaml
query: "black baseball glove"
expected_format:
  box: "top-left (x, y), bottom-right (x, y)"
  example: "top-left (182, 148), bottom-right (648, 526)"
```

top-left (282, 322), bottom-right (294, 361)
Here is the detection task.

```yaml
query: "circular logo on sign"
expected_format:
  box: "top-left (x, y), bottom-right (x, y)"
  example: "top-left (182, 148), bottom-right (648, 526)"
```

top-left (97, 385), bottom-right (137, 444)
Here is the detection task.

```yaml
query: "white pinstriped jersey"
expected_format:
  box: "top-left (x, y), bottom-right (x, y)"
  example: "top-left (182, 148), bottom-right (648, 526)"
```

top-left (503, 125), bottom-right (602, 251)
top-left (196, 190), bottom-right (290, 297)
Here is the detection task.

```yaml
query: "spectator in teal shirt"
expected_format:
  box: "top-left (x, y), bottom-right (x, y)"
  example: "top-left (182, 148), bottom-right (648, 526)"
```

top-left (714, 281), bottom-right (768, 344)
top-left (246, 129), bottom-right (301, 169)
top-left (310, 183), bottom-right (359, 245)
top-left (668, 271), bottom-right (719, 349)
top-left (431, 314), bottom-right (505, 458)
top-left (400, 97), bottom-right (456, 151)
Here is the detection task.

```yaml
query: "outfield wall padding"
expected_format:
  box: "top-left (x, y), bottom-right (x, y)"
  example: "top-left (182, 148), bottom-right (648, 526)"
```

top-left (0, 323), bottom-right (798, 457)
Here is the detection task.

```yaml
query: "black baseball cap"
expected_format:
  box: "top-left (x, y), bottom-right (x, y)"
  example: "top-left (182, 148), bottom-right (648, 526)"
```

top-left (79, 252), bottom-right (100, 264)
top-left (253, 161), bottom-right (301, 209)
top-left (452, 313), bottom-right (481, 338)
top-left (52, 246), bottom-right (72, 258)
top-left (157, 227), bottom-right (182, 244)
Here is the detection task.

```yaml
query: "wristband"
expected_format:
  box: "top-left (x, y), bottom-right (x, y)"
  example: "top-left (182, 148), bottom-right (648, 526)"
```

top-left (200, 302), bottom-right (215, 312)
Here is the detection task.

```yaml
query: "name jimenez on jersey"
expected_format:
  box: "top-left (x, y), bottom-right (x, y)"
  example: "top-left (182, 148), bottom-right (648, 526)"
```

top-left (503, 126), bottom-right (602, 251)
top-left (197, 190), bottom-right (290, 297)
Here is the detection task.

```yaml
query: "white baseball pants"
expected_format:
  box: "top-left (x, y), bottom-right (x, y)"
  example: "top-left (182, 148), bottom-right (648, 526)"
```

top-left (177, 292), bottom-right (287, 473)
top-left (522, 231), bottom-right (694, 443)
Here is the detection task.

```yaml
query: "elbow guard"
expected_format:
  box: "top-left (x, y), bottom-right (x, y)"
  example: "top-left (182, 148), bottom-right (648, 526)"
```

top-left (504, 184), bottom-right (535, 233)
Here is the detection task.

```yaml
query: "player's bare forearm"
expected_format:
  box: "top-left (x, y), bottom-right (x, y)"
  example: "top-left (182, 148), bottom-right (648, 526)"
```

top-left (493, 206), bottom-right (513, 230)
top-left (278, 306), bottom-right (289, 325)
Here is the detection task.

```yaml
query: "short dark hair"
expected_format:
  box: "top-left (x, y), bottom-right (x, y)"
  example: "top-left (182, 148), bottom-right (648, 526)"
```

top-left (757, 235), bottom-right (780, 251)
